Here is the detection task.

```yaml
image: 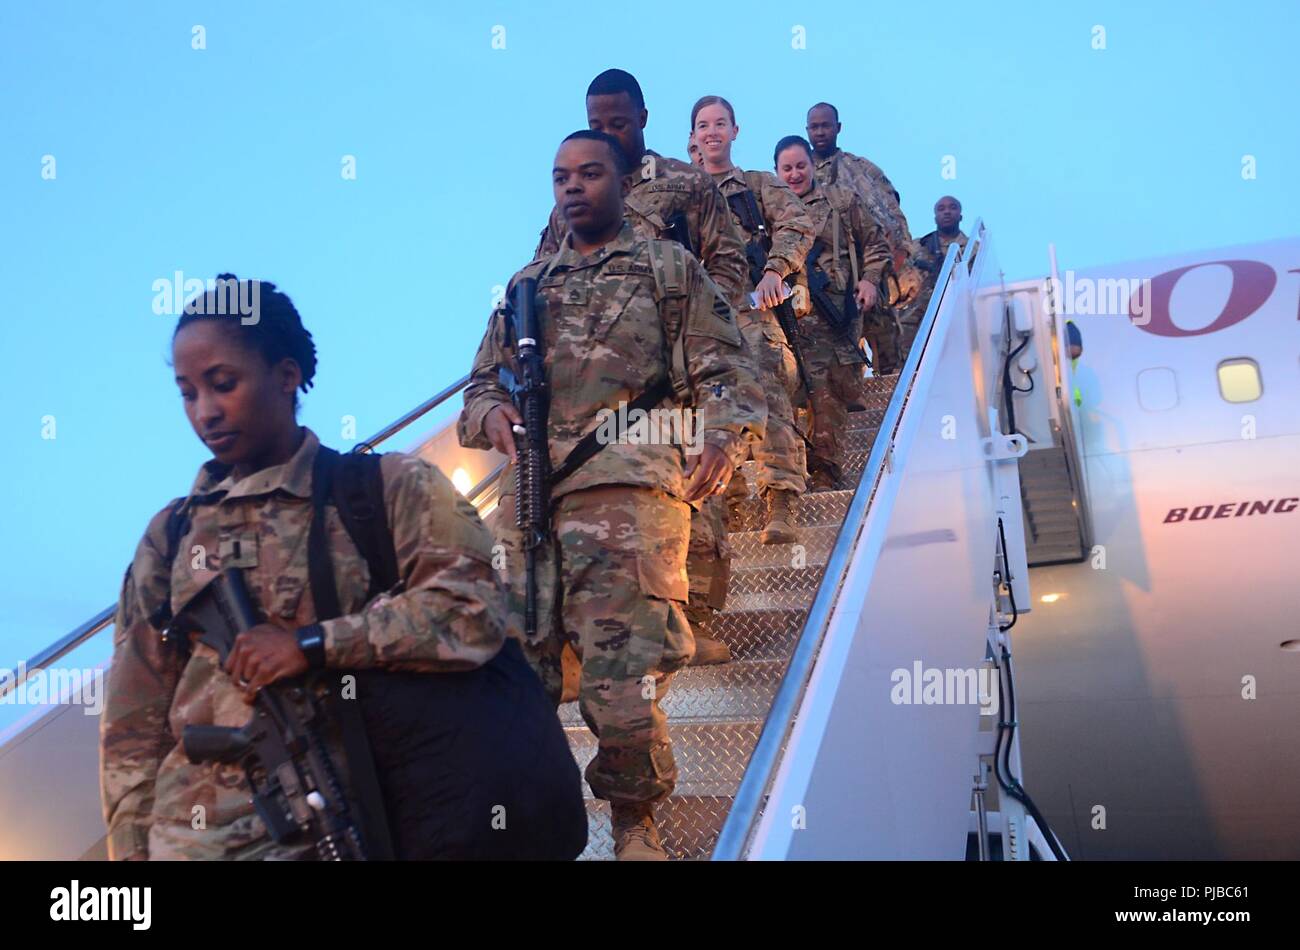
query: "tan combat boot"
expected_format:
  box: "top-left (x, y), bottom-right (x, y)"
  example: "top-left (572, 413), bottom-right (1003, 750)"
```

top-left (684, 605), bottom-right (733, 667)
top-left (760, 489), bottom-right (798, 545)
top-left (688, 633), bottom-right (732, 666)
top-left (808, 466), bottom-right (840, 492)
top-left (612, 802), bottom-right (667, 861)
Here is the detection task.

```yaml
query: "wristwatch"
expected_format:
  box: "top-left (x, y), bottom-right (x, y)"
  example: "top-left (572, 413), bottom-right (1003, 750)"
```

top-left (295, 624), bottom-right (327, 669)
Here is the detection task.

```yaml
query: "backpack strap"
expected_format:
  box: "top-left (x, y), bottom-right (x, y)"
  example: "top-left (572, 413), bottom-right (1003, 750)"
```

top-left (647, 239), bottom-right (692, 405)
top-left (331, 451), bottom-right (399, 599)
top-left (308, 445), bottom-right (398, 861)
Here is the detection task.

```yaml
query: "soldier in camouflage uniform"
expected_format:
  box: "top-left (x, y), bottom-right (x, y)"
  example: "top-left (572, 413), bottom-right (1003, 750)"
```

top-left (460, 131), bottom-right (763, 859)
top-left (806, 102), bottom-right (921, 375)
top-left (102, 279), bottom-right (510, 861)
top-left (775, 135), bottom-right (892, 489)
top-left (899, 196), bottom-right (968, 360)
top-left (537, 69), bottom-right (753, 668)
top-left (693, 95), bottom-right (815, 544)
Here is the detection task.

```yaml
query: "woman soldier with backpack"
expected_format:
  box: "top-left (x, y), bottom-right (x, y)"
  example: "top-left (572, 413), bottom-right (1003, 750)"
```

top-left (101, 275), bottom-right (586, 861)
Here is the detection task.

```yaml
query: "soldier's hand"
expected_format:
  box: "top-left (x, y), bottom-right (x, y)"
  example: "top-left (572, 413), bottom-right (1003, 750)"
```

top-left (484, 403), bottom-right (523, 461)
top-left (895, 265), bottom-right (923, 305)
top-left (683, 444), bottom-right (734, 503)
top-left (225, 624), bottom-right (309, 704)
top-left (855, 280), bottom-right (879, 312)
top-left (754, 270), bottom-right (786, 310)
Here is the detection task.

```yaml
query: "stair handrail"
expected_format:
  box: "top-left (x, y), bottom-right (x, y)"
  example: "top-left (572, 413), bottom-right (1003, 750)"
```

top-left (1, 375), bottom-right (474, 701)
top-left (712, 233), bottom-right (969, 860)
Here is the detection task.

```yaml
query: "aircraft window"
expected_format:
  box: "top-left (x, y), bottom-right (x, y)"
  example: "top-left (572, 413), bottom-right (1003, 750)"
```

top-left (1216, 359), bottom-right (1262, 403)
top-left (1136, 367), bottom-right (1178, 411)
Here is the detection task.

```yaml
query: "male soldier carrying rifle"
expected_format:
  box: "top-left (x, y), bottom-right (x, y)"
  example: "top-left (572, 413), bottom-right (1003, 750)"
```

top-left (537, 68), bottom-right (754, 666)
top-left (806, 102), bottom-right (921, 374)
top-left (460, 130), bottom-right (763, 860)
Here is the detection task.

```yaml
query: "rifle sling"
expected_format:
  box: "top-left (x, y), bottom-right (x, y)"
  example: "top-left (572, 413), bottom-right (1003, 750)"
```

top-left (546, 377), bottom-right (674, 491)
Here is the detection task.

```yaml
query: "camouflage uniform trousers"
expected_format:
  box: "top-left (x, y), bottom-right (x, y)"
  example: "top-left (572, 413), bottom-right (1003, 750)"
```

top-left (685, 496), bottom-right (731, 628)
top-left (493, 485), bottom-right (694, 805)
top-left (738, 310), bottom-right (807, 494)
top-left (149, 815), bottom-right (317, 860)
top-left (799, 314), bottom-right (865, 485)
top-left (862, 305), bottom-right (901, 375)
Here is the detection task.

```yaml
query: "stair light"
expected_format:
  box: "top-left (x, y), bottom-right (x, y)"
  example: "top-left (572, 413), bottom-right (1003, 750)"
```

top-left (451, 467), bottom-right (473, 495)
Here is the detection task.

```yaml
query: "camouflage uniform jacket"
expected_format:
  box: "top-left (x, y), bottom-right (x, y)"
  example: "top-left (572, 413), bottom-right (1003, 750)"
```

top-left (460, 221), bottom-right (764, 500)
top-left (536, 149), bottom-right (749, 310)
top-left (813, 147), bottom-right (914, 256)
top-left (912, 228), bottom-right (968, 267)
top-left (101, 429), bottom-right (505, 860)
top-left (709, 165), bottom-right (814, 302)
top-left (801, 182), bottom-right (892, 295)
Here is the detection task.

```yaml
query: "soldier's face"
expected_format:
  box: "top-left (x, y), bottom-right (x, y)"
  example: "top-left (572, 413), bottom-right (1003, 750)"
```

top-left (692, 103), bottom-right (736, 166)
top-left (586, 92), bottom-right (646, 164)
top-left (775, 145), bottom-right (814, 196)
top-left (553, 138), bottom-right (626, 236)
top-left (806, 106), bottom-right (840, 154)
top-left (935, 197), bottom-right (962, 229)
top-left (173, 320), bottom-right (300, 467)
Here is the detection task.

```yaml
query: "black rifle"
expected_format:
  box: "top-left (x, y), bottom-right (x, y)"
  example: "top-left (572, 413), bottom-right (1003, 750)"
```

top-left (726, 190), bottom-right (813, 400)
top-left (804, 240), bottom-right (870, 366)
top-left (165, 568), bottom-right (369, 861)
top-left (504, 278), bottom-right (549, 643)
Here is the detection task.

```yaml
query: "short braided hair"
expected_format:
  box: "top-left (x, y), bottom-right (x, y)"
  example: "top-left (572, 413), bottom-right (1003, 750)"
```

top-left (174, 274), bottom-right (318, 398)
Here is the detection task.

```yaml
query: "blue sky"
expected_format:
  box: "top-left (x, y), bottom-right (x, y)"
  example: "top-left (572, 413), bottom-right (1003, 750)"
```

top-left (1, 0), bottom-right (1297, 692)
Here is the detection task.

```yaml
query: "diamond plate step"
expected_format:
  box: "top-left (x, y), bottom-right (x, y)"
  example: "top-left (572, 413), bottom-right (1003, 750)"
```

top-left (729, 564), bottom-right (824, 596)
top-left (693, 607), bottom-right (806, 661)
top-left (1027, 544), bottom-right (1087, 566)
top-left (729, 488), bottom-right (853, 532)
top-left (847, 407), bottom-right (887, 431)
top-left (578, 795), bottom-right (735, 861)
top-left (725, 587), bottom-right (817, 612)
top-left (729, 524), bottom-right (841, 567)
top-left (861, 372), bottom-right (900, 395)
top-left (1027, 513), bottom-right (1081, 531)
top-left (566, 721), bottom-right (761, 798)
top-left (1024, 493), bottom-right (1076, 509)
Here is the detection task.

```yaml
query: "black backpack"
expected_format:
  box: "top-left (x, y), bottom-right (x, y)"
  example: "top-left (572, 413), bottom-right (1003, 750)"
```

top-left (160, 446), bottom-right (587, 861)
